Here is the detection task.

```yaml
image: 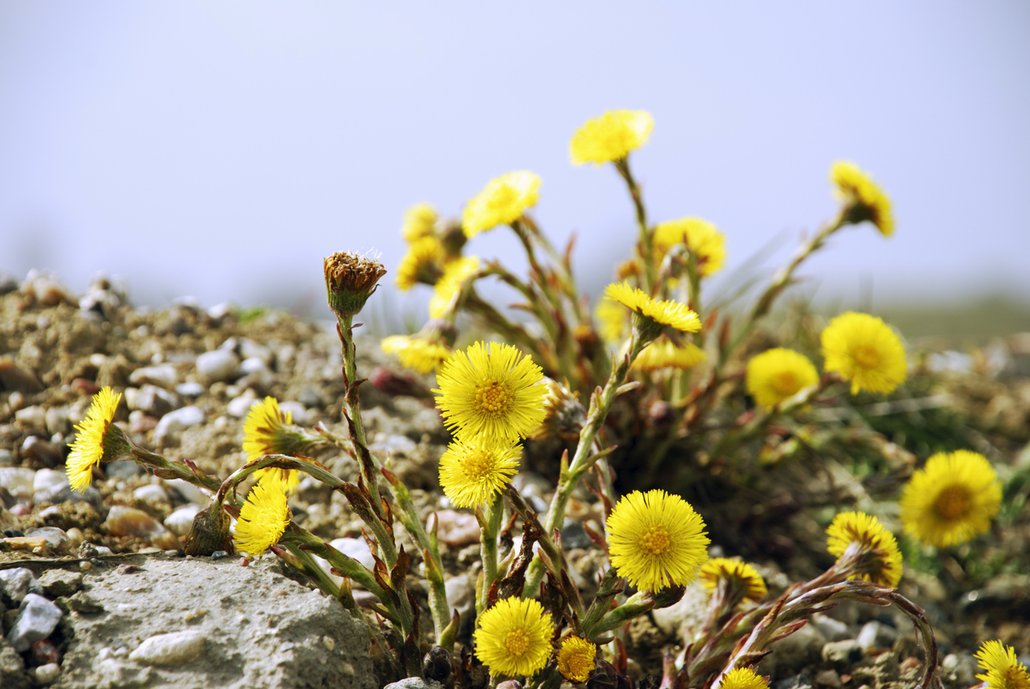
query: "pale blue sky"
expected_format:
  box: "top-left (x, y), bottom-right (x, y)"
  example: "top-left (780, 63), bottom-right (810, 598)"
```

top-left (1, 2), bottom-right (1028, 320)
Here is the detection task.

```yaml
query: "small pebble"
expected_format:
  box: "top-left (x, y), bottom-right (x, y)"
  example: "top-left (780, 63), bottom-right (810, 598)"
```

top-left (329, 537), bottom-right (376, 571)
top-left (33, 469), bottom-right (69, 500)
top-left (175, 381), bottom-right (205, 397)
top-left (33, 662), bottom-right (61, 685)
top-left (153, 406), bottom-right (205, 443)
top-left (434, 510), bottom-right (480, 547)
top-left (814, 669), bottom-right (842, 689)
top-left (164, 504), bottom-right (202, 536)
top-left (104, 506), bottom-right (178, 549)
top-left (0, 568), bottom-right (36, 606)
top-left (0, 467), bottom-right (36, 501)
top-left (195, 350), bottom-right (240, 385)
top-left (125, 385), bottom-right (180, 418)
top-left (133, 484), bottom-right (170, 506)
top-left (25, 527), bottom-right (70, 551)
top-left (129, 629), bottom-right (206, 665)
top-left (810, 613), bottom-right (850, 642)
top-left (0, 358), bottom-right (44, 393)
top-left (822, 639), bottom-right (862, 666)
top-left (227, 392), bottom-right (259, 418)
top-left (129, 364), bottom-right (178, 389)
top-left (22, 436), bottom-right (63, 467)
top-left (8, 593), bottom-right (63, 651)
top-left (14, 405), bottom-right (47, 434)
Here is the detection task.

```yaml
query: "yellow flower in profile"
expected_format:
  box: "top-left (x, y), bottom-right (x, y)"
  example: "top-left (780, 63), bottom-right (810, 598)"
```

top-left (438, 439), bottom-right (521, 509)
top-left (401, 202), bottom-right (438, 243)
top-left (745, 348), bottom-right (819, 410)
top-left (434, 341), bottom-right (546, 444)
top-left (570, 109), bottom-right (654, 165)
top-left (243, 396), bottom-right (317, 493)
top-left (462, 171), bottom-right (541, 238)
top-left (821, 312), bottom-right (906, 395)
top-left (381, 334), bottom-right (451, 374)
top-left (900, 450), bottom-right (1001, 548)
top-left (557, 635), bottom-right (597, 683)
top-left (831, 161), bottom-right (895, 237)
top-left (234, 476), bottom-right (291, 556)
top-left (396, 236), bottom-right (446, 291)
top-left (429, 255), bottom-right (481, 319)
top-left (975, 640), bottom-right (1030, 689)
top-left (825, 511), bottom-right (903, 588)
top-left (66, 387), bottom-right (124, 492)
top-left (474, 597), bottom-right (555, 678)
top-left (604, 282), bottom-right (701, 336)
top-left (607, 489), bottom-right (710, 592)
top-left (721, 667), bottom-right (770, 689)
top-left (653, 217), bottom-right (727, 277)
top-left (633, 339), bottom-right (707, 372)
top-left (700, 558), bottom-right (767, 605)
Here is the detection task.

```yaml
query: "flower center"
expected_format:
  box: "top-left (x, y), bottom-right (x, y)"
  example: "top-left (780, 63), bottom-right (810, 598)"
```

top-left (934, 485), bottom-right (971, 520)
top-left (772, 371), bottom-right (800, 396)
top-left (462, 450), bottom-right (495, 481)
top-left (475, 381), bottom-right (512, 415)
top-left (504, 629), bottom-right (530, 657)
top-left (640, 526), bottom-right (672, 556)
top-left (851, 344), bottom-right (882, 369)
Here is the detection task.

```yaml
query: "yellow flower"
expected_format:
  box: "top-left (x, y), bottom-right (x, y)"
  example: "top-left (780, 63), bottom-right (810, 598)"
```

top-left (745, 348), bottom-right (819, 410)
top-left (700, 558), bottom-right (767, 605)
top-left (557, 635), bottom-right (597, 683)
top-left (401, 202), bottom-right (438, 242)
top-left (721, 667), bottom-right (770, 689)
top-left (462, 171), bottom-right (541, 238)
top-left (570, 109), bottom-right (654, 165)
top-left (434, 341), bottom-right (546, 444)
top-left (821, 312), bottom-right (906, 395)
top-left (607, 489), bottom-right (710, 592)
top-left (396, 236), bottom-right (446, 291)
top-left (604, 281), bottom-right (701, 336)
top-left (474, 597), bottom-right (555, 678)
top-left (900, 450), bottom-right (1001, 548)
top-left (429, 256), bottom-right (481, 319)
top-left (595, 297), bottom-right (630, 343)
top-left (976, 640), bottom-right (1030, 689)
top-left (653, 217), bottom-right (727, 277)
top-left (242, 396), bottom-right (318, 493)
top-left (633, 339), bottom-right (707, 372)
top-left (825, 511), bottom-right (903, 588)
top-left (831, 161), bottom-right (895, 237)
top-left (234, 476), bottom-right (291, 556)
top-left (438, 439), bottom-right (521, 509)
top-left (66, 387), bottom-right (124, 492)
top-left (381, 334), bottom-right (451, 374)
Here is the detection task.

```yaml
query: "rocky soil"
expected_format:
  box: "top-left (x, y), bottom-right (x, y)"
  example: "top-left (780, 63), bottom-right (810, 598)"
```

top-left (1, 271), bottom-right (1027, 688)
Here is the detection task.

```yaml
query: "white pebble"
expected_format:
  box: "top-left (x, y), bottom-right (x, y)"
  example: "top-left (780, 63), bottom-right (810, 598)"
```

top-left (164, 505), bottom-right (202, 536)
top-left (129, 630), bottom-right (205, 666)
top-left (195, 350), bottom-right (240, 384)
top-left (154, 406), bottom-right (204, 443)
top-left (0, 467), bottom-right (36, 501)
top-left (33, 469), bottom-right (68, 498)
top-left (133, 484), bottom-right (169, 506)
top-left (226, 392), bottom-right (259, 418)
top-left (129, 364), bottom-right (178, 389)
top-left (34, 662), bottom-right (61, 684)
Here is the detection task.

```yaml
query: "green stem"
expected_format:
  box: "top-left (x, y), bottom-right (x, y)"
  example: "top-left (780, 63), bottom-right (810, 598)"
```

top-left (478, 493), bottom-right (504, 611)
top-left (615, 158), bottom-right (656, 291)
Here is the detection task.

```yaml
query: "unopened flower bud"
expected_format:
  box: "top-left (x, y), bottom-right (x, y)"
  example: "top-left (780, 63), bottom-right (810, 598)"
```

top-left (323, 251), bottom-right (387, 318)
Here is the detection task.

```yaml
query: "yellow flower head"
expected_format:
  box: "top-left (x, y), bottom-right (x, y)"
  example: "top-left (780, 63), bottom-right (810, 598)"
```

top-left (900, 450), bottom-right (1001, 548)
top-left (429, 255), bottom-right (481, 319)
top-left (976, 640), bottom-right (1030, 689)
top-left (381, 334), bottom-right (452, 374)
top-left (474, 597), bottom-right (555, 678)
top-left (396, 236), bottom-right (446, 291)
top-left (700, 558), bottom-right (767, 605)
top-left (595, 297), bottom-right (630, 344)
top-left (66, 387), bottom-right (124, 492)
top-left (604, 281), bottom-right (701, 337)
top-left (557, 635), bottom-right (597, 683)
top-left (439, 439), bottom-right (521, 509)
top-left (434, 341), bottom-right (546, 444)
top-left (821, 312), bottom-right (906, 395)
top-left (234, 476), bottom-right (290, 556)
top-left (721, 667), bottom-right (770, 689)
top-left (653, 217), bottom-right (727, 277)
top-left (633, 339), bottom-right (707, 372)
top-left (243, 396), bottom-right (317, 493)
top-left (570, 109), bottom-right (654, 165)
top-left (462, 171), bottom-right (541, 238)
top-left (401, 202), bottom-right (438, 243)
top-left (831, 161), bottom-right (895, 237)
top-left (825, 511), bottom-right (903, 588)
top-left (745, 348), bottom-right (819, 410)
top-left (607, 489), bottom-right (710, 592)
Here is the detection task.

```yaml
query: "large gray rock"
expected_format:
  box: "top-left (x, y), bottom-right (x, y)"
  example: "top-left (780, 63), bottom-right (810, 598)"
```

top-left (60, 555), bottom-right (377, 689)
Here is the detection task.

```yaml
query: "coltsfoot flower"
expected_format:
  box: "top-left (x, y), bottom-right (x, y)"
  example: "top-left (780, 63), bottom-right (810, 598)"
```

top-left (831, 161), bottom-right (895, 237)
top-left (434, 341), bottom-right (546, 444)
top-left (721, 667), bottom-right (770, 689)
top-left (607, 489), bottom-right (710, 592)
top-left (975, 640), bottom-right (1030, 689)
top-left (401, 202), bottom-right (438, 242)
top-left (821, 312), bottom-right (906, 395)
top-left (595, 297), bottom-right (630, 343)
top-left (323, 251), bottom-right (387, 317)
top-left (396, 236), bottom-right (446, 291)
top-left (745, 348), bottom-right (819, 410)
top-left (570, 109), bottom-right (654, 165)
top-left (381, 334), bottom-right (451, 374)
top-left (462, 171), bottom-right (541, 238)
top-left (557, 635), bottom-right (597, 683)
top-left (700, 558), bottom-right (767, 605)
top-left (66, 387), bottom-right (126, 492)
top-left (653, 217), bottom-right (727, 277)
top-left (429, 255), bottom-right (481, 319)
top-left (474, 597), bottom-right (555, 678)
top-left (243, 396), bottom-right (317, 493)
top-left (234, 476), bottom-right (290, 556)
top-left (900, 450), bottom-right (1001, 548)
top-left (604, 281), bottom-right (701, 339)
top-left (825, 511), bottom-right (903, 588)
top-left (438, 439), bottom-right (521, 509)
top-left (633, 339), bottom-right (707, 372)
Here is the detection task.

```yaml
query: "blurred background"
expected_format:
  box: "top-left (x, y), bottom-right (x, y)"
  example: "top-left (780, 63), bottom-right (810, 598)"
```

top-left (2, 2), bottom-right (1028, 339)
